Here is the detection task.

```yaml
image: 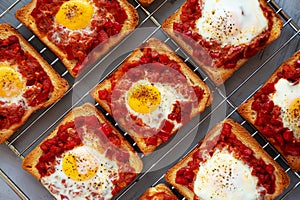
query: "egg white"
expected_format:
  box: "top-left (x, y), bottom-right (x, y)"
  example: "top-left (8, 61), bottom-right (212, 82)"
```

top-left (195, 0), bottom-right (268, 46)
top-left (194, 149), bottom-right (264, 200)
top-left (41, 145), bottom-right (119, 200)
top-left (270, 78), bottom-right (300, 138)
top-left (0, 92), bottom-right (26, 106)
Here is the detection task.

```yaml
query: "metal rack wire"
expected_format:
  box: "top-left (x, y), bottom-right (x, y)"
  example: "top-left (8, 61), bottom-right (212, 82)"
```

top-left (0, 0), bottom-right (299, 199)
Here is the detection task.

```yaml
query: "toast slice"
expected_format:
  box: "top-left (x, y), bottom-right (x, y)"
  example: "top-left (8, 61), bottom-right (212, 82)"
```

top-left (238, 51), bottom-right (300, 171)
top-left (0, 24), bottom-right (69, 144)
top-left (15, 0), bottom-right (139, 77)
top-left (165, 118), bottom-right (290, 200)
top-left (90, 38), bottom-right (212, 155)
top-left (22, 103), bottom-right (143, 199)
top-left (138, 183), bottom-right (178, 200)
top-left (162, 0), bottom-right (283, 86)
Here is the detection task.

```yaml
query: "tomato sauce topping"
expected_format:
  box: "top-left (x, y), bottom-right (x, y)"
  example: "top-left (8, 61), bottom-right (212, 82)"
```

top-left (0, 35), bottom-right (54, 130)
top-left (251, 58), bottom-right (300, 156)
top-left (172, 0), bottom-right (273, 68)
top-left (98, 48), bottom-right (205, 105)
top-left (97, 48), bottom-right (205, 146)
top-left (31, 0), bottom-right (128, 75)
top-left (175, 123), bottom-right (276, 197)
top-left (36, 115), bottom-right (137, 195)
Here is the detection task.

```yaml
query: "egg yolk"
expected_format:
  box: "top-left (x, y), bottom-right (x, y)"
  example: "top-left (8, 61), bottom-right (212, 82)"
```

top-left (289, 97), bottom-right (300, 122)
top-left (55, 0), bottom-right (94, 30)
top-left (62, 153), bottom-right (98, 181)
top-left (0, 66), bottom-right (23, 98)
top-left (127, 84), bottom-right (161, 114)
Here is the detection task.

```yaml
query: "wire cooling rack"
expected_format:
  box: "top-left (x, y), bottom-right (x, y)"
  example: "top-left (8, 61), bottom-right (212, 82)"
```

top-left (0, 0), bottom-right (299, 199)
